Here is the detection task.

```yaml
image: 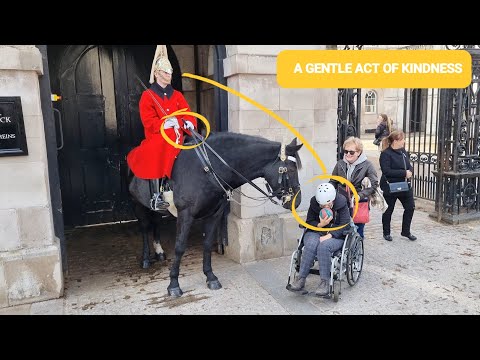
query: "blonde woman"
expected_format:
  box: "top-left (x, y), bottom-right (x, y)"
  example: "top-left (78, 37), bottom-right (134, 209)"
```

top-left (330, 136), bottom-right (378, 239)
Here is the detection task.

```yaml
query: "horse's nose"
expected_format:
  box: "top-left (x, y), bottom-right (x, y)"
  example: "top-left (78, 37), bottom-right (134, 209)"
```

top-left (283, 189), bottom-right (301, 209)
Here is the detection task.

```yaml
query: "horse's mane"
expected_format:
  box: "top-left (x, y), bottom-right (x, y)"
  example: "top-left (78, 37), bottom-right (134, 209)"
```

top-left (204, 132), bottom-right (302, 170)
top-left (206, 131), bottom-right (276, 146)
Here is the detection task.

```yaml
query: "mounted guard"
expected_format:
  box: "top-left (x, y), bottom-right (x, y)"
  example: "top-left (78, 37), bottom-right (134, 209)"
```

top-left (126, 45), bottom-right (197, 211)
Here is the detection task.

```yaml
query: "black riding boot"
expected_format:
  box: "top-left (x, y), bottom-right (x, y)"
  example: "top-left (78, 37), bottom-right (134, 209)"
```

top-left (149, 178), bottom-right (170, 211)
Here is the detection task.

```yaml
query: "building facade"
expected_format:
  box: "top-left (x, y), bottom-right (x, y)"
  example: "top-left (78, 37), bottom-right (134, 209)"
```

top-left (0, 44), bottom-right (340, 308)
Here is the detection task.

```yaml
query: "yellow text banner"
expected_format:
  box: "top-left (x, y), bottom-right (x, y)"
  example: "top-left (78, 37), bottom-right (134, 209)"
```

top-left (277, 50), bottom-right (472, 88)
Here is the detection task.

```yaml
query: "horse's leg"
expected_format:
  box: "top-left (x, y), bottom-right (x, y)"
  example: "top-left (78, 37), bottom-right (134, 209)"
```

top-left (140, 221), bottom-right (151, 269)
top-left (153, 223), bottom-right (166, 262)
top-left (202, 211), bottom-right (223, 290)
top-left (132, 200), bottom-right (153, 269)
top-left (167, 209), bottom-right (194, 297)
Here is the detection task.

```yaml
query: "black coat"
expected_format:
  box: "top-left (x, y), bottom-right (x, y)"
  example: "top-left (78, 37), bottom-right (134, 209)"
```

top-left (375, 122), bottom-right (390, 140)
top-left (305, 193), bottom-right (350, 239)
top-left (379, 147), bottom-right (413, 193)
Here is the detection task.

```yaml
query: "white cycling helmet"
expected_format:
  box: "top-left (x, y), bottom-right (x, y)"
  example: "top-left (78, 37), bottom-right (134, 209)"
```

top-left (315, 183), bottom-right (336, 205)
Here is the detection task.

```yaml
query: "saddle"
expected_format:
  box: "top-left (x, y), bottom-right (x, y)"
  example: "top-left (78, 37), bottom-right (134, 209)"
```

top-left (128, 176), bottom-right (178, 217)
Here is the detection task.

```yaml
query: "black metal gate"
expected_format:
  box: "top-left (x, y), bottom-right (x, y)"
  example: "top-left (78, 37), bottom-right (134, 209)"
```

top-left (336, 46), bottom-right (362, 160)
top-left (402, 46), bottom-right (480, 223)
top-left (434, 46), bottom-right (480, 223)
top-left (402, 87), bottom-right (440, 200)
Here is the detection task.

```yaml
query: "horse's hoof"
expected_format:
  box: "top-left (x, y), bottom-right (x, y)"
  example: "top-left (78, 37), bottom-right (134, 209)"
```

top-left (156, 252), bottom-right (166, 262)
top-left (168, 287), bottom-right (183, 297)
top-left (207, 280), bottom-right (222, 290)
top-left (141, 259), bottom-right (150, 269)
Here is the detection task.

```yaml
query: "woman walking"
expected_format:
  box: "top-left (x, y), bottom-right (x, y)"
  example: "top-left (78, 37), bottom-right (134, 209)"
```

top-left (379, 130), bottom-right (416, 241)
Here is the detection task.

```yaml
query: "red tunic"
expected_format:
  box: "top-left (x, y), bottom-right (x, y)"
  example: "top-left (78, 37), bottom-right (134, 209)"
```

top-left (127, 88), bottom-right (197, 179)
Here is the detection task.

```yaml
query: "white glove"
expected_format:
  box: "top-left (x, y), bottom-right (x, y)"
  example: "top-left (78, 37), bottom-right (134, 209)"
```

top-left (184, 120), bottom-right (195, 130)
top-left (164, 116), bottom-right (179, 129)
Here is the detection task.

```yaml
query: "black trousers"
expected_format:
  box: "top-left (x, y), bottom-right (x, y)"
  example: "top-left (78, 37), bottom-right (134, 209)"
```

top-left (149, 179), bottom-right (160, 197)
top-left (382, 189), bottom-right (415, 235)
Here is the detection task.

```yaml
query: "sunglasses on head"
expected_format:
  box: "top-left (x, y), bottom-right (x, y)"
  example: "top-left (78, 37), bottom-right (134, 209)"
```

top-left (343, 150), bottom-right (357, 155)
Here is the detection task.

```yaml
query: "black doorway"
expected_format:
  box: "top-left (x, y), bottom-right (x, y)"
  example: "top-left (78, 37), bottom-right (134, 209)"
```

top-left (47, 45), bottom-right (227, 228)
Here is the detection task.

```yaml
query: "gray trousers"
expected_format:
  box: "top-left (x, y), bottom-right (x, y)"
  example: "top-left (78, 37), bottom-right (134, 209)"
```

top-left (299, 231), bottom-right (344, 280)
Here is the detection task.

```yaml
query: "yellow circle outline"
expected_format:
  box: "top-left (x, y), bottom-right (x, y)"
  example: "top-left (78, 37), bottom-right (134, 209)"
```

top-left (179, 73), bottom-right (360, 230)
top-left (182, 73), bottom-right (327, 173)
top-left (159, 108), bottom-right (211, 150)
top-left (291, 175), bottom-right (359, 232)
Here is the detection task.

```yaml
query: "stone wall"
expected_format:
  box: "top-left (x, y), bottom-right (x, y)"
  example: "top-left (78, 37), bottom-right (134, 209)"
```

top-left (223, 45), bottom-right (338, 263)
top-left (0, 45), bottom-right (63, 308)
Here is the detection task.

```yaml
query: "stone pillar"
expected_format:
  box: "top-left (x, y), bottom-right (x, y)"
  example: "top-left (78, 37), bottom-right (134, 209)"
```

top-left (0, 45), bottom-right (63, 308)
top-left (223, 45), bottom-right (338, 263)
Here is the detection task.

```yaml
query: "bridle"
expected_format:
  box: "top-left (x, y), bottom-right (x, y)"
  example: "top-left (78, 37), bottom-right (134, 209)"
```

top-left (264, 144), bottom-right (299, 206)
top-left (189, 129), bottom-right (299, 207)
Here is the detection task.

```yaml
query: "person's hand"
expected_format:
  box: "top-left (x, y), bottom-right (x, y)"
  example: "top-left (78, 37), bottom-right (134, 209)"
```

top-left (406, 170), bottom-right (413, 179)
top-left (184, 120), bottom-right (195, 130)
top-left (318, 215), bottom-right (333, 228)
top-left (319, 234), bottom-right (332, 242)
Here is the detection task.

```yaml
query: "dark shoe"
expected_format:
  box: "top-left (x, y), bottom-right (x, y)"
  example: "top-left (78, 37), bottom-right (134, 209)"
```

top-left (383, 234), bottom-right (393, 241)
top-left (314, 279), bottom-right (329, 297)
top-left (401, 233), bottom-right (417, 241)
top-left (150, 193), bottom-right (170, 211)
top-left (289, 277), bottom-right (306, 292)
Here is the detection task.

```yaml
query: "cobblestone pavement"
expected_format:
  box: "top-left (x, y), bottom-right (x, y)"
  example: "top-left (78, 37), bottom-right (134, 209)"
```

top-left (3, 133), bottom-right (478, 315)
top-left (2, 205), bottom-right (479, 315)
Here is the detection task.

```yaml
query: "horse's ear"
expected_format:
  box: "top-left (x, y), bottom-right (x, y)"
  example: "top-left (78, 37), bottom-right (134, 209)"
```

top-left (286, 138), bottom-right (303, 153)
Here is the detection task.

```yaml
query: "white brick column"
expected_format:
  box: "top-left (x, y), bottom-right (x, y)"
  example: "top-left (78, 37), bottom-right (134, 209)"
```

top-left (0, 45), bottom-right (63, 308)
top-left (223, 45), bottom-right (338, 263)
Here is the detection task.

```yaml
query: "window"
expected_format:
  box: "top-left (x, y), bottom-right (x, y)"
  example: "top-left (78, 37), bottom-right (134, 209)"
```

top-left (365, 91), bottom-right (377, 114)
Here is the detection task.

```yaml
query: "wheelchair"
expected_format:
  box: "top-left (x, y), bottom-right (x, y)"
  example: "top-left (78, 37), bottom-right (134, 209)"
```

top-left (286, 219), bottom-right (364, 302)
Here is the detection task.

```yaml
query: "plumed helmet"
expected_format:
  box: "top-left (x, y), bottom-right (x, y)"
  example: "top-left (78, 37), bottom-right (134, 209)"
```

top-left (315, 183), bottom-right (336, 205)
top-left (149, 45), bottom-right (173, 84)
top-left (154, 56), bottom-right (173, 74)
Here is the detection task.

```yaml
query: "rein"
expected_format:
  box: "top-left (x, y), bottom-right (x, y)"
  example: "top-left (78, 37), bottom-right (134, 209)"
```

top-left (189, 129), bottom-right (297, 206)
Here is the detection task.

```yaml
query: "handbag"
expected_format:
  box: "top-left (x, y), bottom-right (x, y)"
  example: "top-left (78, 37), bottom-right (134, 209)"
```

top-left (373, 138), bottom-right (381, 146)
top-left (353, 201), bottom-right (370, 224)
top-left (388, 181), bottom-right (410, 193)
top-left (385, 152), bottom-right (411, 193)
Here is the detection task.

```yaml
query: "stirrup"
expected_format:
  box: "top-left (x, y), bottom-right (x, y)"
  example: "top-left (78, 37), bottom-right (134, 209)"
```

top-left (150, 193), bottom-right (170, 211)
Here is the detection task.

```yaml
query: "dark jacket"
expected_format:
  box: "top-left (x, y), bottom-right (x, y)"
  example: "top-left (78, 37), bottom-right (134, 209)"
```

top-left (375, 122), bottom-right (390, 140)
top-left (330, 155), bottom-right (378, 200)
top-left (305, 193), bottom-right (350, 239)
top-left (379, 147), bottom-right (413, 194)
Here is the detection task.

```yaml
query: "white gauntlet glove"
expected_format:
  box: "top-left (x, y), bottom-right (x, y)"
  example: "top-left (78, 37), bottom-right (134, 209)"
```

top-left (164, 116), bottom-right (179, 129)
top-left (184, 120), bottom-right (195, 130)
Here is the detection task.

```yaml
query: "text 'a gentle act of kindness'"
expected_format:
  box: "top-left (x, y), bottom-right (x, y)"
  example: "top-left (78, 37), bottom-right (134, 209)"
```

top-left (294, 62), bottom-right (464, 74)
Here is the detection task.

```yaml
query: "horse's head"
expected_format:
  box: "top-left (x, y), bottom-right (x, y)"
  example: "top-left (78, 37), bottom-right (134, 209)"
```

top-left (263, 138), bottom-right (303, 209)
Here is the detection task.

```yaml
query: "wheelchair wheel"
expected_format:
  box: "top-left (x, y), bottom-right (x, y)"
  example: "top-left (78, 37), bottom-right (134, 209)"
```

top-left (346, 235), bottom-right (364, 286)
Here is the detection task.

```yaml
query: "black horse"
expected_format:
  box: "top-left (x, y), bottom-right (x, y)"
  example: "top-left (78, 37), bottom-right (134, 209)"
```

top-left (128, 131), bottom-right (303, 297)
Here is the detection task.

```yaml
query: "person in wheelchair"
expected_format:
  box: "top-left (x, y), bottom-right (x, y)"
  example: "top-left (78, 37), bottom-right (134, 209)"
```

top-left (289, 183), bottom-right (351, 296)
